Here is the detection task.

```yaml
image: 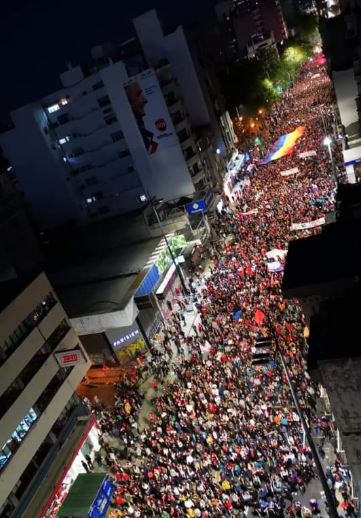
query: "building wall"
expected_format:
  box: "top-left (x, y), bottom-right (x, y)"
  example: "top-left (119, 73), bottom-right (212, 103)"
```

top-left (165, 27), bottom-right (211, 128)
top-left (0, 273), bottom-right (91, 510)
top-left (319, 358), bottom-right (361, 499)
top-left (0, 104), bottom-right (81, 229)
top-left (101, 62), bottom-right (195, 201)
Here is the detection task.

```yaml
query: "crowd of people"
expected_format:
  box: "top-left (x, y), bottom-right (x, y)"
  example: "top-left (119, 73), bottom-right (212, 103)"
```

top-left (92, 56), bottom-right (355, 517)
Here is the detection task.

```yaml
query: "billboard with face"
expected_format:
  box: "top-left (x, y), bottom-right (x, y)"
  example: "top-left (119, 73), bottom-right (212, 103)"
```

top-left (124, 69), bottom-right (177, 154)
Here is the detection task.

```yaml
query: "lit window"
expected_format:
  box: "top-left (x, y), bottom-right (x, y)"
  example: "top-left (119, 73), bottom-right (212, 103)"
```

top-left (63, 157), bottom-right (68, 162)
top-left (58, 136), bottom-right (70, 145)
top-left (59, 98), bottom-right (69, 106)
top-left (47, 104), bottom-right (60, 114)
top-left (86, 197), bottom-right (94, 204)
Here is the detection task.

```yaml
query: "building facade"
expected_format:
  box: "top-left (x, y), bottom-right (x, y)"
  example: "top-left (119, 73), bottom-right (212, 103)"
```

top-left (0, 166), bottom-right (42, 278)
top-left (216, 0), bottom-right (288, 61)
top-left (0, 55), bottom-right (198, 229)
top-left (0, 9), bottom-right (232, 230)
top-left (0, 273), bottom-right (91, 517)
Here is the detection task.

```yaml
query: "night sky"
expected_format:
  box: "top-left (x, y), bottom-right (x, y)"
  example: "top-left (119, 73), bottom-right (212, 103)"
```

top-left (0, 0), bottom-right (216, 121)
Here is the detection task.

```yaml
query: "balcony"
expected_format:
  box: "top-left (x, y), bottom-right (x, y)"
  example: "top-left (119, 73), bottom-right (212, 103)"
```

top-left (0, 294), bottom-right (57, 368)
top-left (0, 321), bottom-right (71, 419)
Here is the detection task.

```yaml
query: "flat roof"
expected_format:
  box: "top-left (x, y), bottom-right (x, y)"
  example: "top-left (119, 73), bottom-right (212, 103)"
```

top-left (308, 289), bottom-right (361, 369)
top-left (58, 473), bottom-right (106, 517)
top-left (46, 236), bottom-right (162, 318)
top-left (56, 275), bottom-right (138, 317)
top-left (282, 221), bottom-right (361, 296)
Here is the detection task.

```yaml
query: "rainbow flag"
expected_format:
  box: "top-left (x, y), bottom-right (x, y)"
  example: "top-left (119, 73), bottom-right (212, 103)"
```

top-left (261, 126), bottom-right (305, 164)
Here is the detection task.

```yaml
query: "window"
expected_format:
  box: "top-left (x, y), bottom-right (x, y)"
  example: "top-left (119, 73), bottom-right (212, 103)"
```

top-left (57, 113), bottom-right (70, 125)
top-left (104, 115), bottom-right (117, 125)
top-left (97, 95), bottom-right (111, 108)
top-left (85, 177), bottom-right (98, 186)
top-left (111, 131), bottom-right (124, 142)
top-left (47, 104), bottom-right (60, 114)
top-left (127, 165), bottom-right (134, 173)
top-left (0, 408), bottom-right (38, 471)
top-left (92, 80), bottom-right (104, 90)
top-left (58, 136), bottom-right (70, 145)
top-left (71, 147), bottom-right (84, 157)
top-left (72, 164), bottom-right (91, 175)
top-left (103, 107), bottom-right (113, 115)
top-left (0, 293), bottom-right (57, 364)
top-left (85, 192), bottom-right (103, 204)
top-left (118, 149), bottom-right (130, 159)
top-left (0, 320), bottom-right (70, 419)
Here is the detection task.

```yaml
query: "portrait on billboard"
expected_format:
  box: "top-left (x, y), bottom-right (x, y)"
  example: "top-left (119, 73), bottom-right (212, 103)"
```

top-left (124, 70), bottom-right (176, 155)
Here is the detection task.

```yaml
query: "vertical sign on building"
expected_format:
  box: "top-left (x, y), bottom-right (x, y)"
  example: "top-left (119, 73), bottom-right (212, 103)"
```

top-left (123, 69), bottom-right (194, 200)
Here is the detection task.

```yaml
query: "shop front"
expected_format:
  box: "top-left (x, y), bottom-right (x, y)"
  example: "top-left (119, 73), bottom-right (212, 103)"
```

top-left (39, 417), bottom-right (101, 518)
top-left (57, 473), bottom-right (115, 518)
top-left (105, 322), bottom-right (147, 367)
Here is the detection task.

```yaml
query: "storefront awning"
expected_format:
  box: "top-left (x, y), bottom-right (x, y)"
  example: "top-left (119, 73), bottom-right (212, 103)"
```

top-left (57, 473), bottom-right (107, 517)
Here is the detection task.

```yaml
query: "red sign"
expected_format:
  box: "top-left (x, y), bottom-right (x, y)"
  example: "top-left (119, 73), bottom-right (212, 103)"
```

top-left (155, 118), bottom-right (166, 131)
top-left (55, 349), bottom-right (85, 368)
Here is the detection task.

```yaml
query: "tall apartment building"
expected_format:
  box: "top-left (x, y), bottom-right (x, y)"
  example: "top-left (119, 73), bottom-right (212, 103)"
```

top-left (133, 10), bottom-right (236, 160)
top-left (0, 9), bottom-right (233, 231)
top-left (216, 0), bottom-right (288, 61)
top-left (0, 273), bottom-right (91, 517)
top-left (0, 162), bottom-right (42, 278)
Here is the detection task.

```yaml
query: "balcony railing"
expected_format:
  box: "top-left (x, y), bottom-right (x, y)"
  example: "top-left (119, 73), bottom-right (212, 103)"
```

top-left (0, 321), bottom-right (71, 419)
top-left (0, 294), bottom-right (57, 367)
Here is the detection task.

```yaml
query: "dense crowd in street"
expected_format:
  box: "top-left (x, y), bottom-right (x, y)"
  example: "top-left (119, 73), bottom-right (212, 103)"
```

top-left (92, 57), bottom-right (356, 517)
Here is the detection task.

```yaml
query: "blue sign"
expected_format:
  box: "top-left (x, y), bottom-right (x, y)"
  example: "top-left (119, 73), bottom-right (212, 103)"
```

top-left (185, 199), bottom-right (207, 215)
top-left (135, 264), bottom-right (160, 297)
top-left (88, 479), bottom-right (115, 518)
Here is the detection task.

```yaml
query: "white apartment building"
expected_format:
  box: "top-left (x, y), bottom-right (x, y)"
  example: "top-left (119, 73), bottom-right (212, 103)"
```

top-left (0, 273), bottom-right (91, 517)
top-left (0, 9), bottom-right (234, 230)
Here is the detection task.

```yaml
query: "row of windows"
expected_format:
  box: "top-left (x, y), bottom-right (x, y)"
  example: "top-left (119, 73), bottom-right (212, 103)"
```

top-left (0, 293), bottom-right (57, 365)
top-left (0, 394), bottom-right (82, 517)
top-left (64, 131), bottom-right (125, 159)
top-left (0, 367), bottom-right (73, 473)
top-left (0, 320), bottom-right (70, 419)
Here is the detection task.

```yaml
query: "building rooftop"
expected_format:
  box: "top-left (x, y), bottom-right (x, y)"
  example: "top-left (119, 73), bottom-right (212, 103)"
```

top-left (308, 288), bottom-right (361, 370)
top-left (46, 235), bottom-right (162, 318)
top-left (0, 273), bottom-right (38, 313)
top-left (282, 220), bottom-right (361, 298)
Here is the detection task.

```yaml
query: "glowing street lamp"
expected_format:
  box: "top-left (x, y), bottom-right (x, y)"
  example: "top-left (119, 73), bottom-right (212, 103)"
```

top-left (323, 136), bottom-right (338, 186)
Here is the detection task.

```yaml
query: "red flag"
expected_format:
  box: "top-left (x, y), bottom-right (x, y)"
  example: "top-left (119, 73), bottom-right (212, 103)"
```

top-left (245, 264), bottom-right (254, 276)
top-left (254, 309), bottom-right (266, 325)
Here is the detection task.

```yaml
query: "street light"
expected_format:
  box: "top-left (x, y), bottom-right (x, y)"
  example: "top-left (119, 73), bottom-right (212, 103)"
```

top-left (323, 136), bottom-right (338, 186)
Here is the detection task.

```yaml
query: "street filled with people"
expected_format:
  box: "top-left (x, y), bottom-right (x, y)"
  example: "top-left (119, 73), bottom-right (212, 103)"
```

top-left (91, 56), bottom-right (355, 517)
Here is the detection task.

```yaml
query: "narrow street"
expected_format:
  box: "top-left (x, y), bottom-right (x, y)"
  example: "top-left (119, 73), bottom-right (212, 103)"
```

top-left (88, 56), bottom-right (352, 517)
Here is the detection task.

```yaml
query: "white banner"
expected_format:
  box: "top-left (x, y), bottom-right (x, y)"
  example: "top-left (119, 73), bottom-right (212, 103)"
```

top-left (291, 217), bottom-right (325, 231)
top-left (267, 261), bottom-right (284, 273)
top-left (241, 209), bottom-right (258, 216)
top-left (266, 249), bottom-right (287, 260)
top-left (299, 150), bottom-right (317, 159)
top-left (280, 167), bottom-right (299, 177)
